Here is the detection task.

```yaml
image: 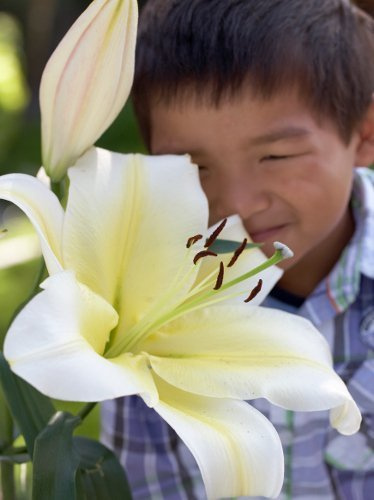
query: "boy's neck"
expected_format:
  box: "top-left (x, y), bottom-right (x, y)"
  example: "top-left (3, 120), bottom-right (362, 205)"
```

top-left (277, 208), bottom-right (355, 298)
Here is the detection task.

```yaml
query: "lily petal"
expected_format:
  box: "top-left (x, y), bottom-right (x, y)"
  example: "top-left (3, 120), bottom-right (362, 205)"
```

top-left (63, 148), bottom-right (208, 332)
top-left (196, 215), bottom-right (282, 305)
top-left (40, 0), bottom-right (138, 180)
top-left (143, 306), bottom-right (361, 434)
top-left (153, 376), bottom-right (284, 499)
top-left (330, 398), bottom-right (363, 436)
top-left (4, 271), bottom-right (158, 403)
top-left (0, 174), bottom-right (63, 274)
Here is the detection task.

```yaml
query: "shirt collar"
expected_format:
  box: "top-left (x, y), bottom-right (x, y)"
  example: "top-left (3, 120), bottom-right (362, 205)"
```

top-left (300, 167), bottom-right (374, 323)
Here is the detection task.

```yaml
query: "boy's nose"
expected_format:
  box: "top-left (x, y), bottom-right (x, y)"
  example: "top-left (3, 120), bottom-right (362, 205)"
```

top-left (212, 175), bottom-right (271, 222)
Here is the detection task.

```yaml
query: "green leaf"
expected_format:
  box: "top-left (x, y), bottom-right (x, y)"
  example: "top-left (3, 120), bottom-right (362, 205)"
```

top-left (32, 411), bottom-right (80, 500)
top-left (0, 352), bottom-right (55, 456)
top-left (31, 411), bottom-right (132, 500)
top-left (210, 239), bottom-right (262, 254)
top-left (75, 437), bottom-right (132, 500)
top-left (0, 383), bottom-right (13, 451)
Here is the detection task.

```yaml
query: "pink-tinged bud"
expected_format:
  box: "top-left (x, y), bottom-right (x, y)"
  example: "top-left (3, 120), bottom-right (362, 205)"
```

top-left (40, 0), bottom-right (138, 181)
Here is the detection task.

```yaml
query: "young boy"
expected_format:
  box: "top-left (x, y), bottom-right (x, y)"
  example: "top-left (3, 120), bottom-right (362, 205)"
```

top-left (101, 1), bottom-right (374, 498)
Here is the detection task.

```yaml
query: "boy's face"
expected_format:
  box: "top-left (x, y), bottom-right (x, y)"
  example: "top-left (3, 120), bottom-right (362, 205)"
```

top-left (149, 89), bottom-right (360, 293)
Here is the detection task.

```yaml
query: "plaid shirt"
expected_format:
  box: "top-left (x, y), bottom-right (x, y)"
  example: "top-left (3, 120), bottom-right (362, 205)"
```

top-left (101, 167), bottom-right (374, 500)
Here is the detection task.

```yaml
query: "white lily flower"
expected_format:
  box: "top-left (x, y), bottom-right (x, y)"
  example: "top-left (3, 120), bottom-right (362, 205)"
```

top-left (0, 148), bottom-right (361, 499)
top-left (40, 0), bottom-right (138, 181)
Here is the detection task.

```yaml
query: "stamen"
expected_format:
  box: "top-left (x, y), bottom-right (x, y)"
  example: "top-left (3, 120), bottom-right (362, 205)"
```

top-left (227, 238), bottom-right (247, 267)
top-left (214, 262), bottom-right (225, 290)
top-left (244, 279), bottom-right (263, 303)
top-left (186, 234), bottom-right (203, 248)
top-left (109, 240), bottom-right (293, 356)
top-left (193, 250), bottom-right (218, 265)
top-left (205, 218), bottom-right (227, 248)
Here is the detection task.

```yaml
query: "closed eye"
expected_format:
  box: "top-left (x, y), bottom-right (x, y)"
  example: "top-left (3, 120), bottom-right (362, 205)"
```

top-left (261, 155), bottom-right (291, 162)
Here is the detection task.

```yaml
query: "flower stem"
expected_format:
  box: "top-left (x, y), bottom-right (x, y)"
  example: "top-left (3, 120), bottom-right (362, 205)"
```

top-left (0, 463), bottom-right (16, 500)
top-left (0, 387), bottom-right (15, 500)
top-left (51, 180), bottom-right (63, 199)
top-left (51, 177), bottom-right (69, 208)
top-left (77, 402), bottom-right (97, 422)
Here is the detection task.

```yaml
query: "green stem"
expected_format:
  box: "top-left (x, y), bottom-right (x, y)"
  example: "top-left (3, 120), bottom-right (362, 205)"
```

top-left (51, 180), bottom-right (63, 199)
top-left (0, 387), bottom-right (15, 500)
top-left (1, 463), bottom-right (16, 500)
top-left (77, 402), bottom-right (97, 422)
top-left (0, 388), bottom-right (12, 451)
top-left (51, 177), bottom-right (69, 209)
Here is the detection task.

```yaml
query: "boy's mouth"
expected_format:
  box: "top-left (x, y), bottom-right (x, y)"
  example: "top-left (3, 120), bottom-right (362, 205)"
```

top-left (249, 224), bottom-right (288, 243)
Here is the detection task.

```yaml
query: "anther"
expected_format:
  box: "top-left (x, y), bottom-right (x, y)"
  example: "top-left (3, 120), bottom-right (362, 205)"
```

top-left (186, 234), bottom-right (203, 248)
top-left (228, 238), bottom-right (247, 267)
top-left (244, 279), bottom-right (263, 303)
top-left (214, 262), bottom-right (225, 290)
top-left (193, 250), bottom-right (218, 265)
top-left (205, 218), bottom-right (227, 248)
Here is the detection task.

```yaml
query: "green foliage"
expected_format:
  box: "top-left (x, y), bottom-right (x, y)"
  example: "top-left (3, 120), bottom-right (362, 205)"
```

top-left (0, 354), bottom-right (131, 499)
top-left (0, 353), bottom-right (55, 457)
top-left (75, 438), bottom-right (132, 500)
top-left (32, 412), bottom-right (80, 500)
top-left (32, 412), bottom-right (132, 500)
top-left (0, 257), bottom-right (41, 345)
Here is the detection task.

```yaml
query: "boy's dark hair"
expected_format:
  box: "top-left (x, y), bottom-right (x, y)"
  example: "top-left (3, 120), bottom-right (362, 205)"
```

top-left (133, 0), bottom-right (374, 146)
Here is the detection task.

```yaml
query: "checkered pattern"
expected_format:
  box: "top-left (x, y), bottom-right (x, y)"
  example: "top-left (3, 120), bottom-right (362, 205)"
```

top-left (101, 168), bottom-right (374, 499)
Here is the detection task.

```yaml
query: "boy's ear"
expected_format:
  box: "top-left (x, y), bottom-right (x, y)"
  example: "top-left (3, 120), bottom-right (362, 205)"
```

top-left (355, 96), bottom-right (374, 167)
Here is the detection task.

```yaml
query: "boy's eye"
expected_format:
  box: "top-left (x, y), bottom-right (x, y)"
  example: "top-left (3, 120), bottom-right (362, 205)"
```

top-left (261, 155), bottom-right (291, 162)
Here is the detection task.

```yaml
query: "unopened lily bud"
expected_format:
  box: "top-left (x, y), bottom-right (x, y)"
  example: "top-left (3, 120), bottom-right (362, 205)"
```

top-left (40, 0), bottom-right (138, 181)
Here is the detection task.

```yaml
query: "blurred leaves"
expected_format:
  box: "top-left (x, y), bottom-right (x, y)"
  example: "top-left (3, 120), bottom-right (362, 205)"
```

top-left (0, 14), bottom-right (28, 112)
top-left (0, 13), bottom-right (29, 167)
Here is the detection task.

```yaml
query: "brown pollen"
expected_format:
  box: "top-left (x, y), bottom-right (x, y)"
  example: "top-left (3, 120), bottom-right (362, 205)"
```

top-left (228, 238), bottom-right (248, 267)
top-left (213, 262), bottom-right (225, 290)
top-left (193, 250), bottom-right (218, 265)
top-left (186, 234), bottom-right (203, 248)
top-left (244, 279), bottom-right (263, 303)
top-left (205, 218), bottom-right (227, 248)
